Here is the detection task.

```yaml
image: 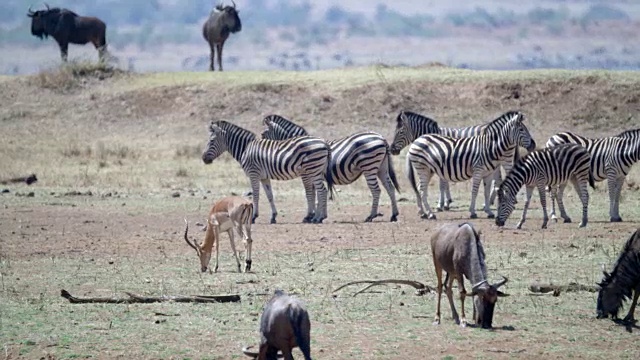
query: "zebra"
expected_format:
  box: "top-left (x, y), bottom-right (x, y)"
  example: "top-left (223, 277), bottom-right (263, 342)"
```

top-left (202, 120), bottom-right (333, 224)
top-left (495, 144), bottom-right (595, 229)
top-left (405, 111), bottom-right (535, 220)
top-left (439, 111), bottom-right (537, 207)
top-left (545, 130), bottom-right (640, 222)
top-left (261, 114), bottom-right (401, 222)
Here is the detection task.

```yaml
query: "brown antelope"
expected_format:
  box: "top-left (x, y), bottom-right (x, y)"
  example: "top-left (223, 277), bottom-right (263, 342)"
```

top-left (184, 196), bottom-right (253, 273)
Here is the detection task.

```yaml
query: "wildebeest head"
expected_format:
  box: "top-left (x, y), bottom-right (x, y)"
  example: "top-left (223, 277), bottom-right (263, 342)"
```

top-left (214, 1), bottom-right (242, 34)
top-left (27, 4), bottom-right (62, 40)
top-left (471, 276), bottom-right (509, 329)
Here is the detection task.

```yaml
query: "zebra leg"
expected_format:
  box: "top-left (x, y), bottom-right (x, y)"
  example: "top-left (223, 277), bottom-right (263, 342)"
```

top-left (312, 175), bottom-right (329, 223)
top-left (489, 168), bottom-right (503, 206)
top-left (301, 177), bottom-right (316, 223)
top-left (437, 179), bottom-right (449, 212)
top-left (378, 169), bottom-right (399, 222)
top-left (468, 171), bottom-right (484, 219)
top-left (556, 183), bottom-right (572, 223)
top-left (481, 174), bottom-right (495, 218)
top-left (537, 184), bottom-right (549, 229)
top-left (571, 178), bottom-right (589, 228)
top-left (260, 179), bottom-right (278, 224)
top-left (417, 169), bottom-right (436, 220)
top-left (364, 172), bottom-right (383, 222)
top-left (549, 185), bottom-right (559, 222)
top-left (610, 176), bottom-right (624, 222)
top-left (250, 178), bottom-right (261, 223)
top-left (516, 186), bottom-right (535, 229)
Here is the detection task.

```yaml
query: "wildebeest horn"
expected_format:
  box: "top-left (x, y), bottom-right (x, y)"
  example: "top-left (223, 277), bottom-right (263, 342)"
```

top-left (494, 276), bottom-right (508, 289)
top-left (231, 0), bottom-right (236, 8)
top-left (27, 5), bottom-right (35, 15)
top-left (471, 280), bottom-right (489, 294)
top-left (183, 219), bottom-right (200, 253)
top-left (44, 2), bottom-right (50, 10)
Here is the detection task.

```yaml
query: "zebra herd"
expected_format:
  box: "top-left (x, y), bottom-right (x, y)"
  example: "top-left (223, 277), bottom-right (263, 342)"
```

top-left (201, 110), bottom-right (640, 228)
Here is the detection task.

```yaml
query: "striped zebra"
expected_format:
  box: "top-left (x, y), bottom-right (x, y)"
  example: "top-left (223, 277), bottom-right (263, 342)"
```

top-left (439, 111), bottom-right (537, 207)
top-left (202, 120), bottom-right (333, 224)
top-left (261, 115), bottom-right (401, 222)
top-left (405, 111), bottom-right (535, 220)
top-left (545, 130), bottom-right (640, 222)
top-left (495, 144), bottom-right (595, 229)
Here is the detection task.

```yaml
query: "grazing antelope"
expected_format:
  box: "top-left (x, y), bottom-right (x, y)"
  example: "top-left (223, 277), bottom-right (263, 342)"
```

top-left (183, 196), bottom-right (253, 273)
top-left (431, 222), bottom-right (508, 329)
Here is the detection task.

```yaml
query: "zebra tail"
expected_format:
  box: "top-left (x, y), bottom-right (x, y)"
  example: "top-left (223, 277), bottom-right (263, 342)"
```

top-left (386, 150), bottom-right (401, 193)
top-left (325, 146), bottom-right (336, 201)
top-left (405, 156), bottom-right (419, 195)
top-left (588, 168), bottom-right (596, 190)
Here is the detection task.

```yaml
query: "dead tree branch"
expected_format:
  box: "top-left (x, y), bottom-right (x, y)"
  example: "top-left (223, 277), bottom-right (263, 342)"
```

top-left (60, 289), bottom-right (240, 304)
top-left (528, 282), bottom-right (599, 296)
top-left (333, 279), bottom-right (435, 297)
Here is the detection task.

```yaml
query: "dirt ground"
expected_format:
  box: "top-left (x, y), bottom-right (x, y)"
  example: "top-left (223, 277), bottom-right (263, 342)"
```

top-left (1, 66), bottom-right (640, 359)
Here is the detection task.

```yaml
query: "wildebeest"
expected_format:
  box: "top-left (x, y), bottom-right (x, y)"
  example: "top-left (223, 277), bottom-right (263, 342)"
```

top-left (431, 222), bottom-right (508, 329)
top-left (27, 4), bottom-right (108, 62)
top-left (202, 1), bottom-right (242, 71)
top-left (243, 290), bottom-right (312, 360)
top-left (597, 227), bottom-right (640, 324)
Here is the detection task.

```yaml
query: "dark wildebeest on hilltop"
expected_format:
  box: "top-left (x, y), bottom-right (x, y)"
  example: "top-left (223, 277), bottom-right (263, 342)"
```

top-left (597, 227), bottom-right (640, 325)
top-left (27, 3), bottom-right (108, 62)
top-left (202, 1), bottom-right (242, 71)
top-left (243, 290), bottom-right (312, 360)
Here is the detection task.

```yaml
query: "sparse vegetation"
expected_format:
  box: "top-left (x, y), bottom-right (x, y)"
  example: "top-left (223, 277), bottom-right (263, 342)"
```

top-left (2, 67), bottom-right (640, 358)
top-left (28, 61), bottom-right (125, 92)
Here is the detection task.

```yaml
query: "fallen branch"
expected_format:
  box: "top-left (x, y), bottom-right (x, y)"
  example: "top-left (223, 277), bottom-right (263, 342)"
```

top-left (60, 289), bottom-right (240, 304)
top-left (333, 279), bottom-right (435, 297)
top-left (528, 282), bottom-right (599, 296)
top-left (0, 173), bottom-right (38, 185)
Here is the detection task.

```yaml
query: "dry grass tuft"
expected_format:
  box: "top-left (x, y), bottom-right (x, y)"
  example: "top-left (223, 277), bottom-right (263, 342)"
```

top-left (28, 61), bottom-right (126, 93)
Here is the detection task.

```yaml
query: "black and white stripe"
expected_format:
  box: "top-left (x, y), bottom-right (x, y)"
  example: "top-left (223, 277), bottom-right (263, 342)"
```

top-left (202, 120), bottom-right (333, 224)
top-left (389, 110), bottom-right (440, 155)
top-left (405, 111), bottom-right (535, 220)
top-left (495, 144), bottom-right (595, 229)
top-left (261, 115), bottom-right (400, 222)
top-left (545, 130), bottom-right (640, 222)
top-left (438, 111), bottom-right (537, 208)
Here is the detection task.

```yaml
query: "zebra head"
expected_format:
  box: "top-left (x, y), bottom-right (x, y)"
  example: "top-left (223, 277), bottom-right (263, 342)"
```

top-left (202, 121), bottom-right (228, 164)
top-left (390, 111), bottom-right (413, 155)
top-left (495, 183), bottom-right (518, 227)
top-left (488, 112), bottom-right (536, 155)
top-left (261, 116), bottom-right (289, 140)
top-left (513, 112), bottom-right (536, 152)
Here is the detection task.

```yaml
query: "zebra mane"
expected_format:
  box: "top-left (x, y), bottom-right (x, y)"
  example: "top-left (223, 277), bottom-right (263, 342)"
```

top-left (598, 228), bottom-right (640, 317)
top-left (213, 120), bottom-right (257, 141)
top-left (264, 115), bottom-right (308, 134)
top-left (481, 111), bottom-right (521, 135)
top-left (616, 128), bottom-right (640, 139)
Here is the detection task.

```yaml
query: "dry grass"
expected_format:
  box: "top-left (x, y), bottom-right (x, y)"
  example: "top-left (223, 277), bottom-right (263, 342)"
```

top-left (27, 60), bottom-right (127, 93)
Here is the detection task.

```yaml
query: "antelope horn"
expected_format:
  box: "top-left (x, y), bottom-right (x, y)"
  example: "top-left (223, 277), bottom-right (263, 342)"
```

top-left (183, 219), bottom-right (200, 253)
top-left (494, 275), bottom-right (509, 289)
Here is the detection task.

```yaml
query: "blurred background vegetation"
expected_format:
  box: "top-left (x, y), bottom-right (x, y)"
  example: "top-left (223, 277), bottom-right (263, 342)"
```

top-left (0, 0), bottom-right (638, 72)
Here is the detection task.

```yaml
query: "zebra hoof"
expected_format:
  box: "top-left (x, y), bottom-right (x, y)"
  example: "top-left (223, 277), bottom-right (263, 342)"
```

top-left (469, 214), bottom-right (478, 219)
top-left (563, 218), bottom-right (572, 224)
top-left (443, 206), bottom-right (450, 211)
top-left (487, 214), bottom-right (495, 219)
top-left (420, 213), bottom-right (429, 219)
top-left (436, 207), bottom-right (444, 212)
top-left (610, 217), bottom-right (623, 223)
top-left (428, 214), bottom-right (437, 220)
top-left (579, 222), bottom-right (587, 228)
top-left (390, 214), bottom-right (398, 222)
top-left (302, 216), bottom-right (313, 223)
